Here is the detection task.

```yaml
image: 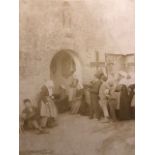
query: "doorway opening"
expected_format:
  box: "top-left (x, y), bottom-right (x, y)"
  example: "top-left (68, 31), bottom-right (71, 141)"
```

top-left (50, 49), bottom-right (82, 93)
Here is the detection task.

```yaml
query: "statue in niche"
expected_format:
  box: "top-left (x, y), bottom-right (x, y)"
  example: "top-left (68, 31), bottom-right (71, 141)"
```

top-left (62, 1), bottom-right (72, 29)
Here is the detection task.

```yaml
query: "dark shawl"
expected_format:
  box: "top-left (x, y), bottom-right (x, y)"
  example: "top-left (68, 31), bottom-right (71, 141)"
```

top-left (118, 85), bottom-right (131, 120)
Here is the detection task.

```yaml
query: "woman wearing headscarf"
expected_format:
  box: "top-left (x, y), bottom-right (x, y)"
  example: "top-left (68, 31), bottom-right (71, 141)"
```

top-left (115, 71), bottom-right (131, 120)
top-left (39, 80), bottom-right (58, 128)
top-left (123, 73), bottom-right (135, 119)
top-left (118, 84), bottom-right (131, 120)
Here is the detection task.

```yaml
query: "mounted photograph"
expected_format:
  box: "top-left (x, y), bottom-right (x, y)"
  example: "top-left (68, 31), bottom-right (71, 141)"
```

top-left (19, 0), bottom-right (135, 155)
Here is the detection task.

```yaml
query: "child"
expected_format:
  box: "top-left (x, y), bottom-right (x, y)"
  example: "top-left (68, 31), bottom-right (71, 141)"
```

top-left (21, 99), bottom-right (48, 134)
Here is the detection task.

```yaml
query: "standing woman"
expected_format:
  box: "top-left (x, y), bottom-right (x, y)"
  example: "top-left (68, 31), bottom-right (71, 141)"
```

top-left (118, 84), bottom-right (131, 120)
top-left (39, 80), bottom-right (58, 128)
top-left (70, 79), bottom-right (83, 114)
top-left (115, 71), bottom-right (131, 120)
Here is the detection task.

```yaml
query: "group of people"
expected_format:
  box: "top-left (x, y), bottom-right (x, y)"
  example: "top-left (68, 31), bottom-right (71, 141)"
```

top-left (20, 81), bottom-right (58, 134)
top-left (87, 71), bottom-right (135, 123)
top-left (20, 70), bottom-right (135, 134)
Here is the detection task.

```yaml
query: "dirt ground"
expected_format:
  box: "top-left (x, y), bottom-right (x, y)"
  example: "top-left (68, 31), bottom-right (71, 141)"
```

top-left (20, 113), bottom-right (134, 155)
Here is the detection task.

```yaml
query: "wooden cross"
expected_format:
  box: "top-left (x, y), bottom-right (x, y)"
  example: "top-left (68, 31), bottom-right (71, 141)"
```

top-left (90, 51), bottom-right (105, 71)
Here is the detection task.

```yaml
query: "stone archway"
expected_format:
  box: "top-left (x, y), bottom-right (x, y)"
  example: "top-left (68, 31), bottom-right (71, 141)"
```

top-left (50, 49), bottom-right (82, 93)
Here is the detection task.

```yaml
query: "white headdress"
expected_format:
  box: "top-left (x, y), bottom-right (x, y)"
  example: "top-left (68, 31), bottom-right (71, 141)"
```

top-left (45, 80), bottom-right (54, 96)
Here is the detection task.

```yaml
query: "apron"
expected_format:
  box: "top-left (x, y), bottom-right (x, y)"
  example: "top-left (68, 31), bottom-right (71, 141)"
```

top-left (40, 99), bottom-right (58, 118)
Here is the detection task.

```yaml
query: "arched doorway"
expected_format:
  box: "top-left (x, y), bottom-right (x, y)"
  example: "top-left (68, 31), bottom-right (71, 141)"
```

top-left (50, 49), bottom-right (82, 93)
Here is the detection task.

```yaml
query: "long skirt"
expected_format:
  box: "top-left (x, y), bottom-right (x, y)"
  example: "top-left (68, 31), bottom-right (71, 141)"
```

top-left (40, 100), bottom-right (58, 118)
top-left (117, 85), bottom-right (131, 120)
top-left (90, 93), bottom-right (102, 119)
top-left (108, 99), bottom-right (117, 121)
top-left (55, 97), bottom-right (70, 113)
top-left (71, 99), bottom-right (82, 114)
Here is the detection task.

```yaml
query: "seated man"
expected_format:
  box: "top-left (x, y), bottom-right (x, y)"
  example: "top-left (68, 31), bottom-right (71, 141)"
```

top-left (21, 99), bottom-right (48, 134)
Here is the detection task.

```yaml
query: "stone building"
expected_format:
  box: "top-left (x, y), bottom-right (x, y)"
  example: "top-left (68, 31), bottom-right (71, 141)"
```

top-left (105, 53), bottom-right (135, 74)
top-left (20, 0), bottom-right (134, 110)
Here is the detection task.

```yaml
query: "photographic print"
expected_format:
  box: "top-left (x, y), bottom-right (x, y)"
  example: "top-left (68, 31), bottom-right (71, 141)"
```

top-left (19, 0), bottom-right (135, 155)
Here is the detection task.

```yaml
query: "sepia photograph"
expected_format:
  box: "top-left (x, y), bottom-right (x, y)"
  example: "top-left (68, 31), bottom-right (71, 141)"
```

top-left (19, 0), bottom-right (135, 155)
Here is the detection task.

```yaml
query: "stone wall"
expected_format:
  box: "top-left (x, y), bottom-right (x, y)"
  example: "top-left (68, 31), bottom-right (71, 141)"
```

top-left (105, 53), bottom-right (135, 74)
top-left (19, 0), bottom-right (134, 111)
top-left (125, 54), bottom-right (135, 73)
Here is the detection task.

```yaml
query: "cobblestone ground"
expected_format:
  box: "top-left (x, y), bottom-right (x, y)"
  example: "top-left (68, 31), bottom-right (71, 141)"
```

top-left (20, 113), bottom-right (134, 155)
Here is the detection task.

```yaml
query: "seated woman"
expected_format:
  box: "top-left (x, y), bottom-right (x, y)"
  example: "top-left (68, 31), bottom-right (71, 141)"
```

top-left (21, 99), bottom-right (48, 134)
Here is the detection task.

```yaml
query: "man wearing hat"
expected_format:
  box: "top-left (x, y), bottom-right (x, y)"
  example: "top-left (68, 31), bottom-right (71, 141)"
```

top-left (89, 72), bottom-right (103, 120)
